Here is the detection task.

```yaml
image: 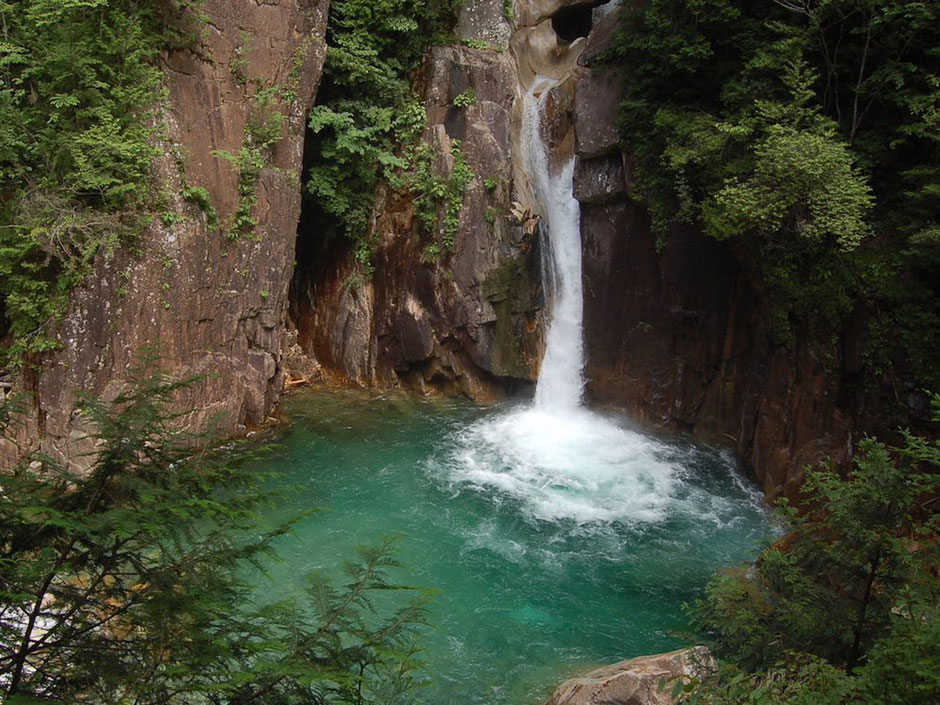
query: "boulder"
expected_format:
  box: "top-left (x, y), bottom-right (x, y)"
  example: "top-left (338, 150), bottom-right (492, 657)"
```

top-left (573, 154), bottom-right (628, 204)
top-left (457, 0), bottom-right (513, 48)
top-left (574, 67), bottom-right (622, 158)
top-left (544, 648), bottom-right (716, 705)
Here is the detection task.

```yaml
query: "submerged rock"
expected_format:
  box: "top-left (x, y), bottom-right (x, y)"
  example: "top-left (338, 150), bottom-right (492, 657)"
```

top-left (544, 647), bottom-right (715, 705)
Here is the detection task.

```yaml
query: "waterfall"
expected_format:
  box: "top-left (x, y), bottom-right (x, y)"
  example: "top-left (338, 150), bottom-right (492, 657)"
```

top-left (521, 88), bottom-right (584, 410)
top-left (446, 76), bottom-right (692, 529)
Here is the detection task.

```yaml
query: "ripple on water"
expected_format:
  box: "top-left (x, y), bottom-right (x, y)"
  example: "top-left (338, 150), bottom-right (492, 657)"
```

top-left (252, 391), bottom-right (771, 705)
top-left (433, 405), bottom-right (762, 536)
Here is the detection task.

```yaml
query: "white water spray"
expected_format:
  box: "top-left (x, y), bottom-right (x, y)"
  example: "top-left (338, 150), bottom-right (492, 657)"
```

top-left (442, 75), bottom-right (759, 531)
top-left (521, 88), bottom-right (585, 410)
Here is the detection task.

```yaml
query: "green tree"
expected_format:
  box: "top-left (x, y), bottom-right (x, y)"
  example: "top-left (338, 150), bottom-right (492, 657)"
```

top-left (0, 0), bottom-right (169, 365)
top-left (685, 396), bottom-right (940, 704)
top-left (302, 0), bottom-right (462, 268)
top-left (0, 367), bottom-right (428, 704)
top-left (690, 434), bottom-right (938, 671)
top-left (611, 0), bottom-right (940, 378)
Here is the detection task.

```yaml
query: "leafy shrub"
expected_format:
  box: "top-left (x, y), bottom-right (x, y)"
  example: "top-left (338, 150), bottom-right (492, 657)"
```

top-left (611, 0), bottom-right (940, 379)
top-left (686, 395), bottom-right (940, 703)
top-left (302, 0), bottom-right (463, 259)
top-left (452, 89), bottom-right (477, 107)
top-left (0, 0), bottom-right (171, 366)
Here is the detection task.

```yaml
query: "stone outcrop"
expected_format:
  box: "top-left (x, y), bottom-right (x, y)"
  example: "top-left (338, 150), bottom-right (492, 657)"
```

top-left (1, 0), bottom-right (329, 469)
top-left (290, 0), bottom-right (601, 397)
top-left (544, 648), bottom-right (716, 705)
top-left (1, 0), bottom-right (873, 496)
top-left (571, 7), bottom-right (852, 499)
top-left (290, 39), bottom-right (546, 397)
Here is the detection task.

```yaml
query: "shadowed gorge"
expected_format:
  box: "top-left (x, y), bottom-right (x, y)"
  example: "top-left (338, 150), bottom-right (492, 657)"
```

top-left (249, 389), bottom-right (771, 705)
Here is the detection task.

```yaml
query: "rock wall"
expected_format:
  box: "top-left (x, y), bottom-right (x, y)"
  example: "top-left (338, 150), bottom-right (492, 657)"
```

top-left (1, 0), bottom-right (868, 494)
top-left (1, 0), bottom-right (329, 469)
top-left (290, 40), bottom-right (545, 398)
top-left (572, 8), bottom-right (852, 499)
top-left (289, 0), bottom-right (600, 397)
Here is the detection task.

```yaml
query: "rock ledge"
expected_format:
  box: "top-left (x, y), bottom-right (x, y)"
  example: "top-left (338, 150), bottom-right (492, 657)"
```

top-left (544, 647), bottom-right (715, 705)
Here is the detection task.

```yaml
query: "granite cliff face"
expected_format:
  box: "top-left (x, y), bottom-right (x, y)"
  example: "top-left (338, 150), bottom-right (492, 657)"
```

top-left (2, 0), bottom-right (861, 497)
top-left (571, 8), bottom-right (852, 499)
top-left (287, 1), bottom-right (857, 498)
top-left (288, 0), bottom-right (601, 397)
top-left (290, 40), bottom-right (545, 398)
top-left (1, 0), bottom-right (329, 469)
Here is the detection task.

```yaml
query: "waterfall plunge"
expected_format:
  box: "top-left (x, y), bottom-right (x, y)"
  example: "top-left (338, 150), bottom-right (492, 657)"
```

top-left (521, 89), bottom-right (585, 411)
top-left (446, 77), bottom-right (702, 529)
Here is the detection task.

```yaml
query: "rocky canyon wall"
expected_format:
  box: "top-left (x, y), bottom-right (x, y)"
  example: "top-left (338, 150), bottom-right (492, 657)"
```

top-left (1, 0), bottom-right (329, 469)
top-left (289, 0), bottom-right (599, 397)
top-left (2, 0), bottom-right (866, 498)
top-left (289, 0), bottom-right (858, 498)
top-left (289, 40), bottom-right (545, 398)
top-left (572, 8), bottom-right (853, 499)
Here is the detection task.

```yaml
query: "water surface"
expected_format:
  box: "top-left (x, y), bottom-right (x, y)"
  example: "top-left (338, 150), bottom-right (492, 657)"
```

top-left (248, 388), bottom-right (771, 705)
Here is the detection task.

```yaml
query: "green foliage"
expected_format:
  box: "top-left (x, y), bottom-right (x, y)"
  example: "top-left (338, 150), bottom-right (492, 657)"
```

top-left (411, 141), bottom-right (474, 257)
top-left (854, 602), bottom-right (940, 705)
top-left (0, 361), bottom-right (428, 704)
top-left (0, 0), bottom-right (171, 366)
top-left (460, 38), bottom-right (494, 51)
top-left (691, 434), bottom-right (938, 669)
top-left (686, 655), bottom-right (856, 705)
top-left (181, 185), bottom-right (219, 228)
top-left (702, 125), bottom-right (872, 250)
top-left (686, 396), bottom-right (940, 703)
top-left (303, 0), bottom-right (463, 264)
top-left (230, 30), bottom-right (253, 84)
top-left (213, 86), bottom-right (287, 240)
top-left (452, 89), bottom-right (477, 108)
top-left (612, 0), bottom-right (940, 379)
top-left (502, 0), bottom-right (514, 24)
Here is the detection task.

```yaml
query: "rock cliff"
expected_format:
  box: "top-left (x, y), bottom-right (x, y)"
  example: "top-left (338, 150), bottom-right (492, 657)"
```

top-left (286, 0), bottom-right (858, 498)
top-left (290, 40), bottom-right (545, 398)
top-left (1, 0), bottom-right (329, 469)
top-left (289, 0), bottom-right (601, 397)
top-left (571, 7), bottom-right (852, 499)
top-left (2, 0), bottom-right (865, 497)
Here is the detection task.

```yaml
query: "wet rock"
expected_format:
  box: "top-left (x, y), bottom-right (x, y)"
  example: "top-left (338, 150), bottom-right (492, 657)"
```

top-left (574, 68), bottom-right (621, 158)
top-left (544, 647), bottom-right (716, 705)
top-left (290, 28), bottom-right (544, 397)
top-left (573, 154), bottom-right (627, 204)
top-left (457, 0), bottom-right (513, 48)
top-left (573, 43), bottom-right (854, 499)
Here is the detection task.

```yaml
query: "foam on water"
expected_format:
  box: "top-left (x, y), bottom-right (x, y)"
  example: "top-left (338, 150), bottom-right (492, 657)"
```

top-left (254, 389), bottom-right (773, 705)
top-left (445, 408), bottom-right (678, 525)
top-left (439, 405), bottom-right (768, 540)
top-left (441, 83), bottom-right (695, 532)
